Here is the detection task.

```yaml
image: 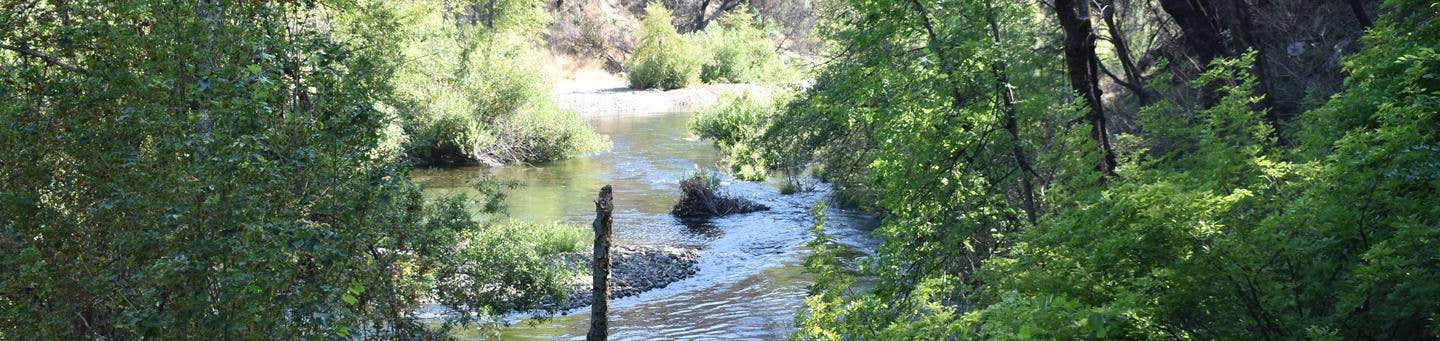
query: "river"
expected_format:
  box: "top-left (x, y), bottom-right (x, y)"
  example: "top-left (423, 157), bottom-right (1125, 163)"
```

top-left (411, 113), bottom-right (878, 340)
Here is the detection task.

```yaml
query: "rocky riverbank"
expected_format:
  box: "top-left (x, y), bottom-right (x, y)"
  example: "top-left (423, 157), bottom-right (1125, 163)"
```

top-left (554, 244), bottom-right (700, 310)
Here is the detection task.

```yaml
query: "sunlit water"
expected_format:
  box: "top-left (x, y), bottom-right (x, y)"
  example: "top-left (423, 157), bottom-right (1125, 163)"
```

top-left (411, 114), bottom-right (878, 340)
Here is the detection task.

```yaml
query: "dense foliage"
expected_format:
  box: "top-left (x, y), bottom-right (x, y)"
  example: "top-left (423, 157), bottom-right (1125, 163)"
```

top-left (626, 3), bottom-right (703, 90)
top-left (693, 6), bottom-right (800, 85)
top-left (1, 1), bottom-right (583, 338)
top-left (689, 93), bottom-right (779, 180)
top-left (628, 3), bottom-right (802, 90)
top-left (767, 0), bottom-right (1439, 339)
top-left (4, 0), bottom-right (1431, 338)
top-left (390, 0), bottom-right (607, 166)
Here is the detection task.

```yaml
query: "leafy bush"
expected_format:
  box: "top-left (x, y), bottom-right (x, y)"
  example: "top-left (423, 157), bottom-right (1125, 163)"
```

top-left (393, 0), bottom-right (607, 166)
top-left (685, 168), bottom-right (725, 192)
top-left (423, 188), bottom-right (582, 330)
top-left (491, 221), bottom-right (588, 255)
top-left (787, 0), bottom-right (1440, 337)
top-left (690, 92), bottom-right (774, 180)
top-left (695, 8), bottom-right (775, 83)
top-left (491, 100), bottom-right (611, 164)
top-left (0, 2), bottom-right (578, 338)
top-left (626, 3), bottom-right (702, 90)
top-left (693, 7), bottom-right (801, 85)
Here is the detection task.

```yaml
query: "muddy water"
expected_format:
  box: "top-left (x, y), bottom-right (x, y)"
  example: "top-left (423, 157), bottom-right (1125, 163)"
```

top-left (411, 113), bottom-right (877, 340)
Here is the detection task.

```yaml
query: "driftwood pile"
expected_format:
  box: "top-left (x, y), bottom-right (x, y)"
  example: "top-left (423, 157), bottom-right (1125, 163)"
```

top-left (670, 175), bottom-right (769, 218)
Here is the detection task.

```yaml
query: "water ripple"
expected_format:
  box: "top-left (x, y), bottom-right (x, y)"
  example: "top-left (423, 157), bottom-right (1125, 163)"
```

top-left (418, 114), bottom-right (878, 340)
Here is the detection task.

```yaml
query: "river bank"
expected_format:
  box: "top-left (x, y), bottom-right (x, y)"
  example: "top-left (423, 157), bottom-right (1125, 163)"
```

top-left (414, 106), bottom-right (879, 340)
top-left (555, 245), bottom-right (700, 310)
top-left (552, 72), bottom-right (769, 118)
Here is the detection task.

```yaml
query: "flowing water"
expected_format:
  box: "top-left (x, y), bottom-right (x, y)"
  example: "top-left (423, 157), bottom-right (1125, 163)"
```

top-left (411, 113), bottom-right (878, 340)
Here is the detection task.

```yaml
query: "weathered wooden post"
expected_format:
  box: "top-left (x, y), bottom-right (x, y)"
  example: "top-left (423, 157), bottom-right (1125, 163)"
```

top-left (587, 185), bottom-right (613, 341)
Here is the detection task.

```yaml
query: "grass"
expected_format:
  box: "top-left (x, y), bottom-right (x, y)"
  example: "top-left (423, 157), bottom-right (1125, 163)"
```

top-left (480, 221), bottom-right (589, 256)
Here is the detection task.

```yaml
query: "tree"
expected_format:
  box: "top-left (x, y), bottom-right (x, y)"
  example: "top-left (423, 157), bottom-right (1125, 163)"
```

top-left (985, 0), bottom-right (1039, 224)
top-left (784, 0), bottom-right (1076, 336)
top-left (0, 1), bottom-right (576, 337)
top-left (787, 0), bottom-right (1438, 338)
top-left (1155, 0), bottom-right (1227, 68)
top-left (1155, 0), bottom-right (1286, 136)
top-left (1094, 0), bottom-right (1150, 106)
top-left (1346, 0), bottom-right (1372, 28)
top-left (694, 0), bottom-right (748, 31)
top-left (1054, 0), bottom-right (1118, 176)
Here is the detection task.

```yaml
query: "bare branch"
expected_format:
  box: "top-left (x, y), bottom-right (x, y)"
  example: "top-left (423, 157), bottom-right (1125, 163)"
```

top-left (1097, 58), bottom-right (1145, 95)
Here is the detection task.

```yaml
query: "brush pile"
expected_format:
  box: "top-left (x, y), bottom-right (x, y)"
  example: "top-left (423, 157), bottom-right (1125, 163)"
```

top-left (671, 170), bottom-right (769, 218)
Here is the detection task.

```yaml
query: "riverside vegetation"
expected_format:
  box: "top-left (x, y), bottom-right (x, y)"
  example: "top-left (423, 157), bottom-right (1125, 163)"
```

top-left (1, 0), bottom-right (795, 337)
top-left (4, 0), bottom-right (1437, 339)
top-left (685, 0), bottom-right (1438, 339)
top-left (388, 0), bottom-right (608, 166)
top-left (0, 0), bottom-right (601, 338)
top-left (626, 3), bottom-right (804, 90)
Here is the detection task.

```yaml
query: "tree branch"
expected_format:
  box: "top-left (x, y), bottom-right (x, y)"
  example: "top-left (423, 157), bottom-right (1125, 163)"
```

top-left (1097, 59), bottom-right (1145, 95)
top-left (0, 43), bottom-right (85, 73)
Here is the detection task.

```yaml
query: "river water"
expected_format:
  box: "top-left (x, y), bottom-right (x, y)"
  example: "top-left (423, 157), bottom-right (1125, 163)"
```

top-left (411, 113), bottom-right (878, 340)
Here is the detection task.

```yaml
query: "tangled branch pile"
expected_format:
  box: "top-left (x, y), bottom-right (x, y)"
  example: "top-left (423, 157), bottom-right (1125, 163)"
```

top-left (671, 171), bottom-right (769, 218)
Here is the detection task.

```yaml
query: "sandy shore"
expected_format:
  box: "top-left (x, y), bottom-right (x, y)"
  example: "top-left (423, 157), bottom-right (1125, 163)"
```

top-left (553, 72), bottom-right (768, 119)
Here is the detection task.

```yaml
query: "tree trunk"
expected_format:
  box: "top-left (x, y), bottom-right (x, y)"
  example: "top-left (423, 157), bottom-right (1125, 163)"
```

top-left (587, 185), bottom-right (613, 341)
top-left (697, 0), bottom-right (746, 31)
top-left (1098, 0), bottom-right (1149, 105)
top-left (1159, 0), bottom-right (1289, 139)
top-left (1222, 0), bottom-right (1284, 140)
top-left (1054, 0), bottom-right (1118, 177)
top-left (1157, 0), bottom-right (1230, 109)
top-left (984, 0), bottom-right (1038, 224)
top-left (694, 0), bottom-right (712, 31)
top-left (1347, 0), bottom-right (1372, 28)
top-left (1156, 0), bottom-right (1226, 68)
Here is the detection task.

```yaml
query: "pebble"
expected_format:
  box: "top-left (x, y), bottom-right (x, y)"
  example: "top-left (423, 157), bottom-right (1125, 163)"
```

top-left (552, 245), bottom-right (700, 310)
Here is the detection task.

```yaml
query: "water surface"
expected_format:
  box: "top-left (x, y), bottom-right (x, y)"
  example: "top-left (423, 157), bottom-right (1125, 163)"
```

top-left (412, 113), bottom-right (877, 340)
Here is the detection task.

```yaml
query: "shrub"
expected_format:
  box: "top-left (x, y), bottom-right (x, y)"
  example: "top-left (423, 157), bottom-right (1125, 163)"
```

top-left (695, 7), bottom-right (787, 84)
top-left (492, 100), bottom-right (611, 164)
top-left (690, 92), bottom-right (775, 180)
top-left (626, 3), bottom-right (702, 90)
top-left (424, 188), bottom-right (584, 334)
top-left (0, 2), bottom-right (578, 337)
top-left (394, 0), bottom-right (607, 166)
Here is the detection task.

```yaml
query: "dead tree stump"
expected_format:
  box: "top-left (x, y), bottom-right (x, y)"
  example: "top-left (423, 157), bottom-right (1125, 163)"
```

top-left (587, 185), bottom-right (613, 341)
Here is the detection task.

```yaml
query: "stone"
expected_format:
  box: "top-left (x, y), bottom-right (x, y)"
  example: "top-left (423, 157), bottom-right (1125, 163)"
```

top-left (550, 245), bottom-right (700, 310)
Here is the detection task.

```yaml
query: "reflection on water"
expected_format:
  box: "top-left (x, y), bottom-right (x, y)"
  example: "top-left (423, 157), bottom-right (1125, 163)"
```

top-left (411, 114), bottom-right (878, 340)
